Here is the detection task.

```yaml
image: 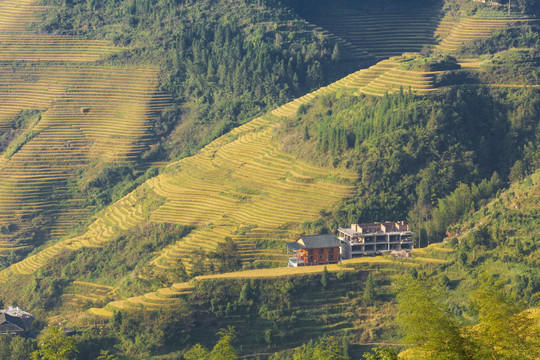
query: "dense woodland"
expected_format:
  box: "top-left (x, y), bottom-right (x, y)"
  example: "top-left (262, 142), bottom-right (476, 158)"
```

top-left (280, 86), bottom-right (539, 245)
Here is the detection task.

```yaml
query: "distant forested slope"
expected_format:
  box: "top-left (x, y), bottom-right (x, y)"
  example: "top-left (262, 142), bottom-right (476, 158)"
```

top-left (34, 0), bottom-right (359, 159)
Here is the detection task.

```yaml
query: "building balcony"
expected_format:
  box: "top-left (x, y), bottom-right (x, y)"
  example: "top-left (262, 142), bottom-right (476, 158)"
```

top-left (288, 257), bottom-right (306, 267)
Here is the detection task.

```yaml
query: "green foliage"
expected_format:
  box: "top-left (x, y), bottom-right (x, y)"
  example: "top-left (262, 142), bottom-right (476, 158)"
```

top-left (396, 273), bottom-right (540, 360)
top-left (419, 173), bottom-right (503, 243)
top-left (469, 273), bottom-right (540, 359)
top-left (398, 54), bottom-right (460, 71)
top-left (184, 344), bottom-right (209, 360)
top-left (58, 223), bottom-right (191, 295)
top-left (2, 130), bottom-right (39, 159)
top-left (184, 327), bottom-right (237, 360)
top-left (395, 276), bottom-right (474, 360)
top-left (362, 347), bottom-right (399, 360)
top-left (282, 87), bottom-right (540, 232)
top-left (210, 238), bottom-right (242, 274)
top-left (107, 308), bottom-right (192, 359)
top-left (0, 110), bottom-right (41, 155)
top-left (269, 336), bottom-right (349, 360)
top-left (96, 350), bottom-right (118, 360)
top-left (363, 273), bottom-right (376, 306)
top-left (26, 277), bottom-right (70, 312)
top-left (0, 335), bottom-right (35, 360)
top-left (77, 162), bottom-right (136, 207)
top-left (321, 266), bottom-right (328, 288)
top-left (32, 327), bottom-right (78, 360)
top-left (479, 48), bottom-right (540, 85)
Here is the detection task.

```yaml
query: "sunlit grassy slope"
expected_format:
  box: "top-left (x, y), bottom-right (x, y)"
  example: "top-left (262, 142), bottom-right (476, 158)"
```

top-left (0, 102), bottom-right (358, 282)
top-left (0, 0), bottom-right (170, 253)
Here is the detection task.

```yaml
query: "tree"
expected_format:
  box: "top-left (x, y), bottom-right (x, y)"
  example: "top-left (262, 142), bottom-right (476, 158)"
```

top-left (184, 327), bottom-right (237, 360)
top-left (31, 327), bottom-right (78, 360)
top-left (509, 160), bottom-right (525, 183)
top-left (97, 350), bottom-right (119, 360)
top-left (331, 44), bottom-right (341, 62)
top-left (468, 273), bottom-right (540, 360)
top-left (209, 327), bottom-right (237, 360)
top-left (238, 282), bottom-right (251, 304)
top-left (269, 336), bottom-right (348, 360)
top-left (321, 266), bottom-right (328, 289)
top-left (363, 273), bottom-right (376, 306)
top-left (212, 238), bottom-right (242, 273)
top-left (184, 344), bottom-right (210, 360)
top-left (396, 277), bottom-right (473, 360)
top-left (409, 267), bottom-right (418, 279)
top-left (362, 347), bottom-right (399, 360)
top-left (10, 336), bottom-right (35, 360)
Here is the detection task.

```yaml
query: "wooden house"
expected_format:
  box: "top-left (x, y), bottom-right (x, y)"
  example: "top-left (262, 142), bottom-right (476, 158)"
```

top-left (0, 313), bottom-right (27, 336)
top-left (0, 307), bottom-right (34, 336)
top-left (286, 234), bottom-right (340, 266)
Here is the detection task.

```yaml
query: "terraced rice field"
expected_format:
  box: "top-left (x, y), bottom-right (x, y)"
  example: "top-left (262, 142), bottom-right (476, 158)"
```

top-left (437, 18), bottom-right (537, 52)
top-left (149, 116), bottom-right (357, 270)
top-left (0, 105), bottom-right (357, 282)
top-left (0, 0), bottom-right (47, 33)
top-left (0, 0), bottom-right (171, 253)
top-left (297, 1), bottom-right (443, 60)
top-left (91, 265), bottom-right (349, 315)
top-left (0, 65), bottom-right (171, 250)
top-left (0, 0), bottom-right (119, 61)
top-left (90, 255), bottom-right (427, 315)
top-left (61, 281), bottom-right (116, 309)
top-left (270, 57), bottom-right (448, 104)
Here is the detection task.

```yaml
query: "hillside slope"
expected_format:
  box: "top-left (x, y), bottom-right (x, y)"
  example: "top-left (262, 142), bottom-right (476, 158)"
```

top-left (0, 0), bottom-right (171, 257)
top-left (0, 109), bottom-right (357, 283)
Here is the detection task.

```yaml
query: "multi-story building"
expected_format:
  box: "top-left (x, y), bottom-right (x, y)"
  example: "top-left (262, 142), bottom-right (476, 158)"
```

top-left (337, 221), bottom-right (413, 259)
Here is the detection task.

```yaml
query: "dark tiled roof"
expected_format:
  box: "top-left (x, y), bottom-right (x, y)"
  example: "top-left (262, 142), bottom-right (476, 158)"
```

top-left (299, 234), bottom-right (339, 249)
top-left (286, 242), bottom-right (305, 250)
top-left (0, 313), bottom-right (25, 333)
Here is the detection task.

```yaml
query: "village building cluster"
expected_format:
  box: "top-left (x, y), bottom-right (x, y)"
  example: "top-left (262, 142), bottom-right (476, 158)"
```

top-left (287, 222), bottom-right (413, 267)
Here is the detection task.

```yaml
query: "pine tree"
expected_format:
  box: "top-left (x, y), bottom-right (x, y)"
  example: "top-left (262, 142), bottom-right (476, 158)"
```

top-left (321, 266), bottom-right (328, 289)
top-left (363, 273), bottom-right (376, 306)
top-left (331, 43), bottom-right (341, 62)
